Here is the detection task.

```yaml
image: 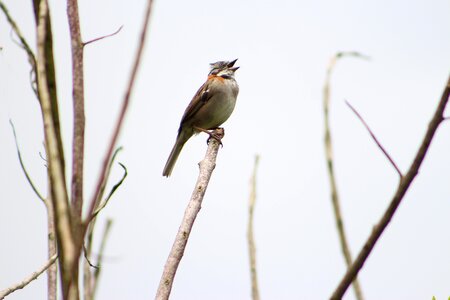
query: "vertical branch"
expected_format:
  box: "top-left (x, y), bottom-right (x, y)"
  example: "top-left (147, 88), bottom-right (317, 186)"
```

top-left (35, 1), bottom-right (77, 299)
top-left (155, 129), bottom-right (224, 300)
top-left (247, 155), bottom-right (260, 300)
top-left (67, 0), bottom-right (85, 236)
top-left (323, 52), bottom-right (367, 300)
top-left (330, 74), bottom-right (450, 299)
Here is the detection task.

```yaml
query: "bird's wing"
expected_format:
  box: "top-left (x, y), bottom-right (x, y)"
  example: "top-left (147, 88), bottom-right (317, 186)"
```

top-left (179, 79), bottom-right (213, 127)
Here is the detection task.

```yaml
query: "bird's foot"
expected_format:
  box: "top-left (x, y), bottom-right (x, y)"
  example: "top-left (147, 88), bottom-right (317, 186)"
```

top-left (194, 126), bottom-right (225, 146)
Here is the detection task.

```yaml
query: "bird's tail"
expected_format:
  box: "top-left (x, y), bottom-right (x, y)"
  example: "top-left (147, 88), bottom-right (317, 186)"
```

top-left (162, 130), bottom-right (192, 177)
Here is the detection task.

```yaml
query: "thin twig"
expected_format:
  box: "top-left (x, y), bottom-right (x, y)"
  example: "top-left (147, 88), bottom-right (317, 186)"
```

top-left (84, 147), bottom-right (124, 224)
top-left (9, 120), bottom-right (45, 202)
top-left (83, 25), bottom-right (123, 46)
top-left (247, 155), bottom-right (261, 300)
top-left (330, 74), bottom-right (450, 299)
top-left (345, 100), bottom-right (403, 177)
top-left (91, 162), bottom-right (127, 220)
top-left (85, 0), bottom-right (154, 229)
top-left (83, 244), bottom-right (99, 270)
top-left (155, 128), bottom-right (225, 300)
top-left (323, 52), bottom-right (367, 300)
top-left (0, 254), bottom-right (57, 299)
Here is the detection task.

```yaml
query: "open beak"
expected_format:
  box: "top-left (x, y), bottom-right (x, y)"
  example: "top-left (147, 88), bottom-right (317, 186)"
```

top-left (227, 58), bottom-right (238, 67)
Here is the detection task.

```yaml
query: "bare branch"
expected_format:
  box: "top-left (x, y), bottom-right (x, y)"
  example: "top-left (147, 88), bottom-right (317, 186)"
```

top-left (323, 52), bottom-right (367, 300)
top-left (83, 25), bottom-right (123, 47)
top-left (345, 100), bottom-right (403, 177)
top-left (9, 120), bottom-right (45, 202)
top-left (155, 128), bottom-right (224, 300)
top-left (0, 254), bottom-right (57, 299)
top-left (36, 1), bottom-right (76, 299)
top-left (84, 0), bottom-right (154, 234)
top-left (247, 155), bottom-right (261, 300)
top-left (67, 0), bottom-right (86, 232)
top-left (330, 74), bottom-right (450, 299)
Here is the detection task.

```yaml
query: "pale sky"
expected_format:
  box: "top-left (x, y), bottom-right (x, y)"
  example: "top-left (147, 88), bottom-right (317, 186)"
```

top-left (1, 0), bottom-right (450, 299)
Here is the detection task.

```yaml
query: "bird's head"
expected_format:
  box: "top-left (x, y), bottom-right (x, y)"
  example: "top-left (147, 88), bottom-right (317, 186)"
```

top-left (209, 59), bottom-right (239, 79)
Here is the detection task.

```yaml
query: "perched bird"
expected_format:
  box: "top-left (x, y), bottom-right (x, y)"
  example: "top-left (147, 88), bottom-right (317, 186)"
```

top-left (162, 59), bottom-right (240, 177)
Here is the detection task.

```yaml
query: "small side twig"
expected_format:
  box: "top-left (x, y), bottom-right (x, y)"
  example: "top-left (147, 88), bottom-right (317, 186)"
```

top-left (83, 25), bottom-right (123, 47)
top-left (155, 128), bottom-right (224, 300)
top-left (345, 100), bottom-right (403, 177)
top-left (9, 120), bottom-right (45, 202)
top-left (247, 155), bottom-right (261, 300)
top-left (330, 74), bottom-right (450, 299)
top-left (0, 254), bottom-right (57, 299)
top-left (323, 52), bottom-right (367, 300)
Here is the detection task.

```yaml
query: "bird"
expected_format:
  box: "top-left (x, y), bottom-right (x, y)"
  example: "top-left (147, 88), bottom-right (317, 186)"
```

top-left (162, 59), bottom-right (240, 177)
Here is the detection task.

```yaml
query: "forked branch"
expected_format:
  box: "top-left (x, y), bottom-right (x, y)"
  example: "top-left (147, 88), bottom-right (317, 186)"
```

top-left (330, 74), bottom-right (450, 299)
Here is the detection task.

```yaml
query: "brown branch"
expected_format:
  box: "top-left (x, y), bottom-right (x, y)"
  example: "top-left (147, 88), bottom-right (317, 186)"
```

top-left (155, 128), bottom-right (224, 300)
top-left (83, 25), bottom-right (123, 47)
top-left (36, 1), bottom-right (77, 299)
top-left (345, 100), bottom-right (403, 177)
top-left (0, 254), bottom-right (57, 299)
top-left (9, 120), bottom-right (45, 202)
top-left (84, 0), bottom-right (154, 229)
top-left (67, 0), bottom-right (85, 236)
top-left (330, 74), bottom-right (450, 299)
top-left (247, 155), bottom-right (261, 300)
top-left (323, 52), bottom-right (366, 300)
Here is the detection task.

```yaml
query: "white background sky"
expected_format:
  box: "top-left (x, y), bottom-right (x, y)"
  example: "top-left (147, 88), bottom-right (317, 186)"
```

top-left (1, 0), bottom-right (450, 299)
